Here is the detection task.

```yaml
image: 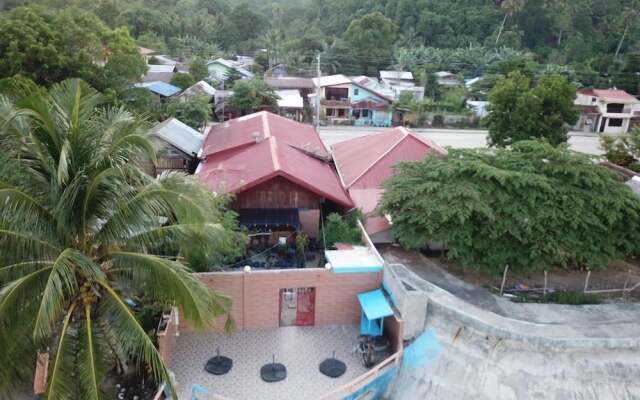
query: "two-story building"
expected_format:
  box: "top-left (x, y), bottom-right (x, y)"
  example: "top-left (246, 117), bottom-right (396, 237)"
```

top-left (574, 88), bottom-right (640, 134)
top-left (312, 74), bottom-right (394, 127)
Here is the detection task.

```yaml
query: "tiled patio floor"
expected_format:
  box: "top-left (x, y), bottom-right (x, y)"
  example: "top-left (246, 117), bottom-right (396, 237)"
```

top-left (170, 325), bottom-right (368, 400)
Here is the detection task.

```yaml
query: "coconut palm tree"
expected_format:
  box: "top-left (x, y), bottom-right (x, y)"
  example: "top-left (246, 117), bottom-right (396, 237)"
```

top-left (0, 79), bottom-right (236, 399)
top-left (495, 0), bottom-right (524, 46)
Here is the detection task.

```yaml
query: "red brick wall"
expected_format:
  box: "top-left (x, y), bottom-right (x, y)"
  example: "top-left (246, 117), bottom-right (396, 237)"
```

top-left (187, 269), bottom-right (382, 332)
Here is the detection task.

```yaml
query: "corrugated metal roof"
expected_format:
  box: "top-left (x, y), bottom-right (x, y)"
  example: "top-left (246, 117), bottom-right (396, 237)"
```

top-left (207, 58), bottom-right (254, 78)
top-left (150, 118), bottom-right (203, 155)
top-left (265, 76), bottom-right (314, 89)
top-left (198, 111), bottom-right (352, 207)
top-left (146, 82), bottom-right (182, 97)
top-left (312, 74), bottom-right (352, 87)
top-left (380, 70), bottom-right (413, 80)
top-left (147, 64), bottom-right (177, 73)
top-left (331, 127), bottom-right (446, 189)
top-left (276, 89), bottom-right (303, 108)
top-left (182, 80), bottom-right (217, 97)
top-left (593, 89), bottom-right (639, 104)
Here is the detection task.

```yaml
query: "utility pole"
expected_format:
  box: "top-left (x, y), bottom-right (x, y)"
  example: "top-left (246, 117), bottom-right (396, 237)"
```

top-left (315, 53), bottom-right (321, 128)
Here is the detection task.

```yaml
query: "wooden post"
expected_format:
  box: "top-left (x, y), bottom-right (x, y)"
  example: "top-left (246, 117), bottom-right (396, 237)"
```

top-left (543, 270), bottom-right (548, 297)
top-left (623, 269), bottom-right (631, 295)
top-left (584, 270), bottom-right (591, 293)
top-left (499, 265), bottom-right (509, 296)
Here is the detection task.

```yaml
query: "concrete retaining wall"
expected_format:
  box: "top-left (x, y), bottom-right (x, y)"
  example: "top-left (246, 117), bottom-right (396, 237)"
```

top-left (385, 263), bottom-right (640, 400)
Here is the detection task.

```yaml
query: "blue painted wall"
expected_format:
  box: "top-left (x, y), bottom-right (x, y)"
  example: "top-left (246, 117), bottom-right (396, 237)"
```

top-left (341, 366), bottom-right (398, 400)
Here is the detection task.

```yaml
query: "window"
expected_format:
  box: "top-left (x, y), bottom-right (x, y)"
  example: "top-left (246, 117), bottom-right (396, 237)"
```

top-left (337, 108), bottom-right (346, 117)
top-left (353, 109), bottom-right (361, 118)
top-left (608, 118), bottom-right (623, 127)
top-left (362, 109), bottom-right (369, 117)
top-left (607, 103), bottom-right (625, 113)
top-left (354, 88), bottom-right (359, 96)
top-left (325, 87), bottom-right (348, 100)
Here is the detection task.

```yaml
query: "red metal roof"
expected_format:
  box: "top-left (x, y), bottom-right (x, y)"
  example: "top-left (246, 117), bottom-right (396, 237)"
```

top-left (593, 89), bottom-right (639, 103)
top-left (331, 127), bottom-right (446, 190)
top-left (198, 112), bottom-right (352, 207)
top-left (202, 112), bottom-right (330, 158)
top-left (332, 127), bottom-right (446, 236)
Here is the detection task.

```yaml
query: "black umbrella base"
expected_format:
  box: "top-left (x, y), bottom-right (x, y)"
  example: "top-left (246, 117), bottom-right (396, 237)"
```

top-left (260, 363), bottom-right (287, 382)
top-left (205, 356), bottom-right (233, 375)
top-left (319, 358), bottom-right (347, 378)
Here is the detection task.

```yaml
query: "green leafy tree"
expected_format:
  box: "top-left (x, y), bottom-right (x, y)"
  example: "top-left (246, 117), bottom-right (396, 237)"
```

top-left (227, 78), bottom-right (279, 115)
top-left (338, 12), bottom-right (397, 75)
top-left (0, 79), bottom-right (237, 398)
top-left (166, 95), bottom-right (212, 129)
top-left (379, 141), bottom-right (640, 274)
top-left (486, 72), bottom-right (578, 147)
top-left (0, 6), bottom-right (144, 87)
top-left (170, 72), bottom-right (197, 90)
top-left (189, 56), bottom-right (209, 82)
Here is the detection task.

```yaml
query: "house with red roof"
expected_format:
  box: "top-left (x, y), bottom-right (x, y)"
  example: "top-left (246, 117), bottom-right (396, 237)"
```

top-left (574, 88), bottom-right (640, 134)
top-left (197, 111), bottom-right (352, 240)
top-left (331, 127), bottom-right (446, 243)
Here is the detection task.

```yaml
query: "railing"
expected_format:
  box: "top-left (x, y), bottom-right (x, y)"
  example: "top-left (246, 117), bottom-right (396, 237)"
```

top-left (318, 350), bottom-right (403, 400)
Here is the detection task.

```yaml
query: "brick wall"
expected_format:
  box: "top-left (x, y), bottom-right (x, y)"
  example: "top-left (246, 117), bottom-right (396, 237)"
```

top-left (157, 307), bottom-right (179, 365)
top-left (186, 269), bottom-right (383, 332)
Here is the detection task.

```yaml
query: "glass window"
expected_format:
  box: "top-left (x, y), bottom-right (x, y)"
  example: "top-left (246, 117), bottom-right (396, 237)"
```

top-left (608, 118), bottom-right (623, 127)
top-left (354, 88), bottom-right (359, 96)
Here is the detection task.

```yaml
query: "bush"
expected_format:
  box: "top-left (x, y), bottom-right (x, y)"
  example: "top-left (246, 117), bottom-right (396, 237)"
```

top-left (321, 212), bottom-right (362, 249)
top-left (432, 114), bottom-right (445, 126)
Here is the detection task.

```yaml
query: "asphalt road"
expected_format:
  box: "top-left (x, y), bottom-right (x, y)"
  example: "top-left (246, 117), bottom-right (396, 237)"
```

top-left (318, 126), bottom-right (604, 155)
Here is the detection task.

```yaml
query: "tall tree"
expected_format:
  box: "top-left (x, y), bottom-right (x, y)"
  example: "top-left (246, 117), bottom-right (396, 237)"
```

top-left (486, 71), bottom-right (578, 147)
top-left (338, 12), bottom-right (397, 76)
top-left (0, 79), bottom-right (239, 398)
top-left (495, 0), bottom-right (525, 46)
top-left (379, 140), bottom-right (640, 274)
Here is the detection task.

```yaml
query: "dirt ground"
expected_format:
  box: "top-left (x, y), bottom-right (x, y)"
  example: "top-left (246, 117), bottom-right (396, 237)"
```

top-left (443, 256), bottom-right (640, 301)
top-left (381, 245), bottom-right (640, 302)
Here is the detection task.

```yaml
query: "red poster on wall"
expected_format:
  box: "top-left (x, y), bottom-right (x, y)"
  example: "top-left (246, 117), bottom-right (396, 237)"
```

top-left (295, 288), bottom-right (315, 326)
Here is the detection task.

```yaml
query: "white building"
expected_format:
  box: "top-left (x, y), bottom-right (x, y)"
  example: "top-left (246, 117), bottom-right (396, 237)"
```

top-left (379, 71), bottom-right (425, 101)
top-left (574, 89), bottom-right (640, 134)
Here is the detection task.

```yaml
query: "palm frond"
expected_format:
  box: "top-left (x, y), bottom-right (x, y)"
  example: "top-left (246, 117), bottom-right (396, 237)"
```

top-left (108, 251), bottom-right (230, 329)
top-left (46, 303), bottom-right (78, 400)
top-left (97, 281), bottom-right (175, 399)
top-left (79, 304), bottom-right (105, 400)
top-left (33, 249), bottom-right (104, 343)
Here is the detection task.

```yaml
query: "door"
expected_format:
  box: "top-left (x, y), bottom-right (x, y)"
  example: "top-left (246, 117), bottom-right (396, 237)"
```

top-left (295, 288), bottom-right (315, 326)
top-left (279, 287), bottom-right (315, 327)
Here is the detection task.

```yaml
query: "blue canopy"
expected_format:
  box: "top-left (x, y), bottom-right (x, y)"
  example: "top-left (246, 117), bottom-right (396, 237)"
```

top-left (147, 81), bottom-right (181, 97)
top-left (358, 289), bottom-right (394, 320)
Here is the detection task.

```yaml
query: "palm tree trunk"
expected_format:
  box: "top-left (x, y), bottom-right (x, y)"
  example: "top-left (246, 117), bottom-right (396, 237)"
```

top-left (615, 23), bottom-right (629, 58)
top-left (557, 30), bottom-right (563, 46)
top-left (495, 13), bottom-right (509, 46)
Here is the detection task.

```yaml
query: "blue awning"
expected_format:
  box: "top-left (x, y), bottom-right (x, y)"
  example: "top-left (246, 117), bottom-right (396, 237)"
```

top-left (357, 289), bottom-right (394, 321)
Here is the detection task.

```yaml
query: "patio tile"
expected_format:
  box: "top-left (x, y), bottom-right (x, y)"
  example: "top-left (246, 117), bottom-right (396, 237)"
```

top-left (170, 325), bottom-right (367, 400)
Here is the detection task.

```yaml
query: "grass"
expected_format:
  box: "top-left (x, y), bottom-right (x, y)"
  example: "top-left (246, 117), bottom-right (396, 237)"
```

top-left (513, 291), bottom-right (601, 305)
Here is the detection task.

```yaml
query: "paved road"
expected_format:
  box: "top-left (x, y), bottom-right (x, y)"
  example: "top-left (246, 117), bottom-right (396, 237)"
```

top-left (318, 126), bottom-right (604, 155)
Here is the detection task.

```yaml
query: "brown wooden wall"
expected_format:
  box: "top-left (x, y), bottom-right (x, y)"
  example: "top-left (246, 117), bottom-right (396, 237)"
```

top-left (234, 176), bottom-right (322, 210)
